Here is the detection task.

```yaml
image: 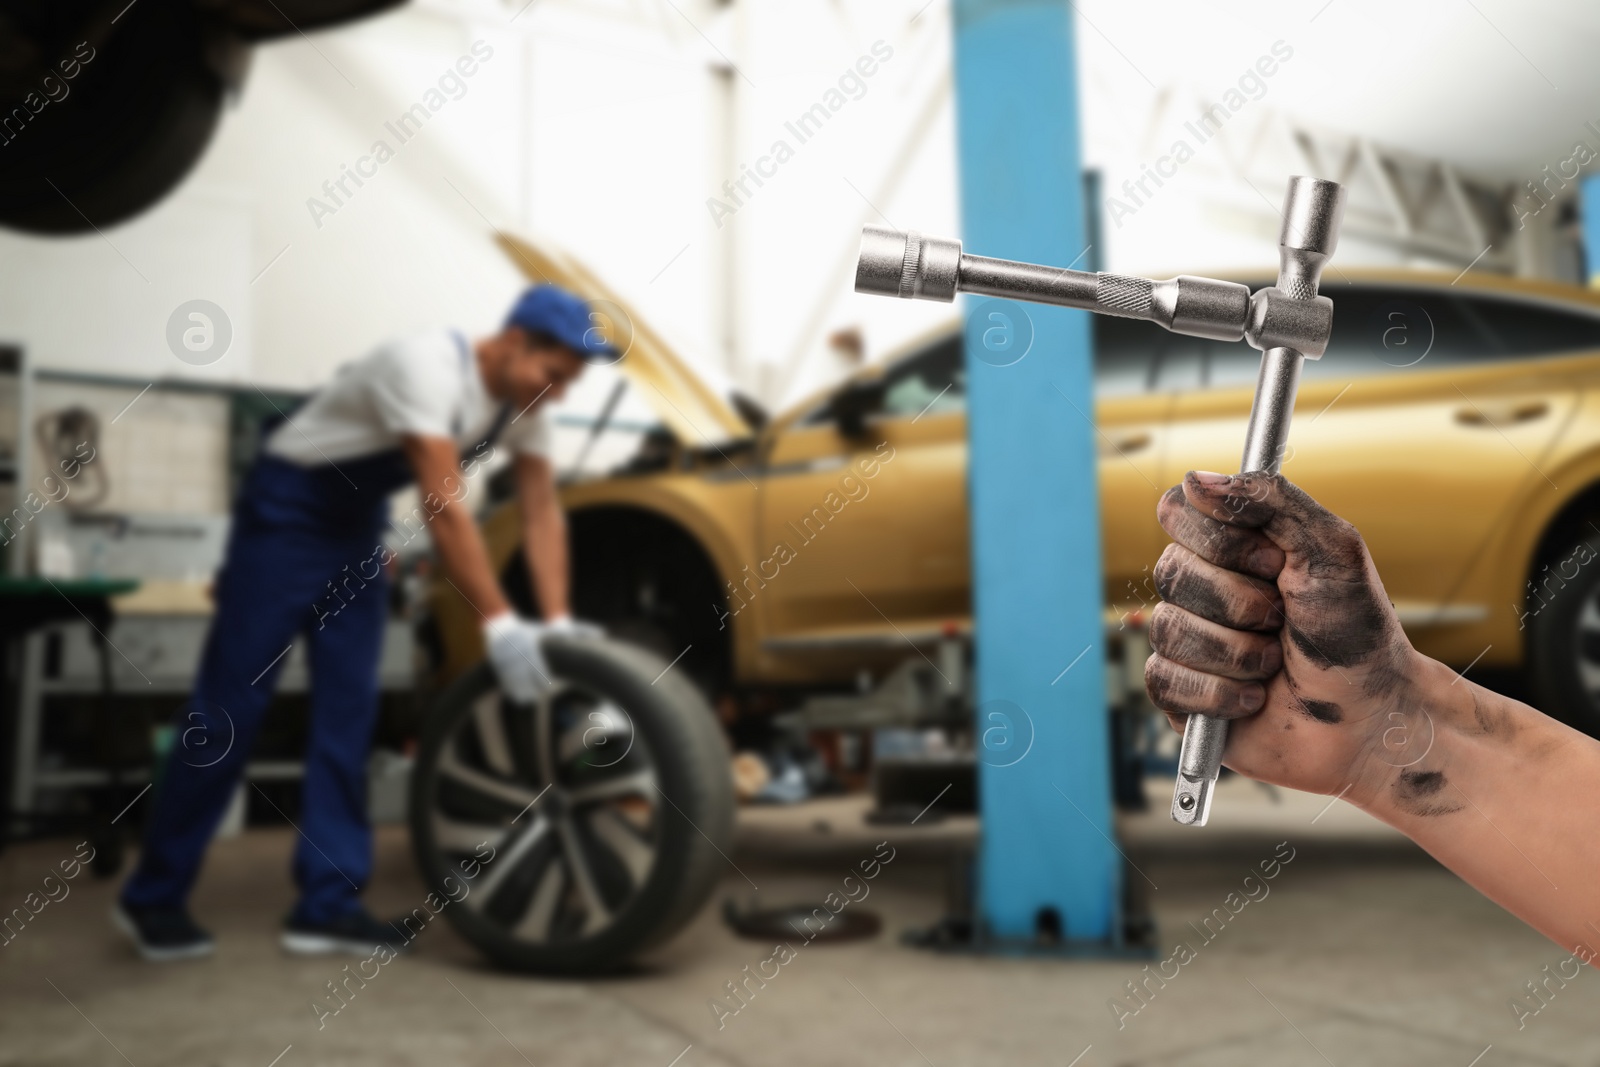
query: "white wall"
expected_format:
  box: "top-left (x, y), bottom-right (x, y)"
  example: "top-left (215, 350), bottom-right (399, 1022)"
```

top-left (0, 194), bottom-right (254, 383)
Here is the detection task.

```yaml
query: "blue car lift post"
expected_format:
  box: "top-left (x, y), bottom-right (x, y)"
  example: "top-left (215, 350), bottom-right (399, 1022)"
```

top-left (1584, 175), bottom-right (1600, 287)
top-left (952, 0), bottom-right (1147, 954)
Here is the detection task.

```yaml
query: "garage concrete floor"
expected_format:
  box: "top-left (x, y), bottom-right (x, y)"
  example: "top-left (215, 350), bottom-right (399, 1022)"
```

top-left (2, 777), bottom-right (1595, 1067)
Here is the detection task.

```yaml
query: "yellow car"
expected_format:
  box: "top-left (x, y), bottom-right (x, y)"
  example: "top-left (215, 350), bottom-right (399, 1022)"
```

top-left (433, 235), bottom-right (1600, 738)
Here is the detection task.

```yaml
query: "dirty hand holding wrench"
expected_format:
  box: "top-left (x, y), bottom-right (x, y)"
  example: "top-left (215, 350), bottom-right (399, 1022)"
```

top-left (855, 176), bottom-right (1600, 957)
top-left (1153, 467), bottom-right (1600, 959)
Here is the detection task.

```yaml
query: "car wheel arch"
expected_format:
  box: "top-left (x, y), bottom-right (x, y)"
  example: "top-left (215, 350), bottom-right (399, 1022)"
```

top-left (532, 504), bottom-right (739, 695)
top-left (1442, 453), bottom-right (1600, 671)
top-left (1527, 479), bottom-right (1600, 598)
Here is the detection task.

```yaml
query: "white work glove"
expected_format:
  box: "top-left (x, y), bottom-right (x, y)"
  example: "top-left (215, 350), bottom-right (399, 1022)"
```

top-left (481, 613), bottom-right (603, 703)
top-left (542, 615), bottom-right (605, 641)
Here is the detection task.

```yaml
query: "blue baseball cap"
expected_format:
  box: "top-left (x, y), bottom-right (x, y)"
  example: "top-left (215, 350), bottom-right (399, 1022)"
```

top-left (504, 284), bottom-right (618, 363)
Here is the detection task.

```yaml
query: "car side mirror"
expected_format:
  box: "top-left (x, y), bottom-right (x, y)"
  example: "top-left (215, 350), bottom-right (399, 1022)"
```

top-left (828, 379), bottom-right (886, 438)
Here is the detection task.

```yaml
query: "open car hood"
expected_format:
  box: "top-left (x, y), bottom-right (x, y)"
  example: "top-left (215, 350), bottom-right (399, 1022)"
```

top-left (496, 232), bottom-right (751, 446)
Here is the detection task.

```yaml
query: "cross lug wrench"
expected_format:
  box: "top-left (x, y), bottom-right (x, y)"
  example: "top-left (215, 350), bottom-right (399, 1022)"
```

top-left (853, 175), bottom-right (1347, 826)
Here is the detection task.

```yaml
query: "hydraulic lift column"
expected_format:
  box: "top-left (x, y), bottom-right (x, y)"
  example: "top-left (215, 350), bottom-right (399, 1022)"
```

top-left (1584, 176), bottom-right (1600, 286)
top-left (952, 0), bottom-right (1121, 947)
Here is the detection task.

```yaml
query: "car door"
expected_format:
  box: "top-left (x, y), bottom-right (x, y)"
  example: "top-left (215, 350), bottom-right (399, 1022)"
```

top-left (1092, 316), bottom-right (1185, 614)
top-left (756, 316), bottom-right (1185, 647)
top-left (756, 333), bottom-right (969, 643)
top-left (1164, 283), bottom-right (1591, 616)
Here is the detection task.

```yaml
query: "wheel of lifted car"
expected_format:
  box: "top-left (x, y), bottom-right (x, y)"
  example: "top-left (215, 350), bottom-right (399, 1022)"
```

top-left (1526, 534), bottom-right (1600, 739)
top-left (409, 637), bottom-right (734, 973)
top-left (0, 4), bottom-right (227, 234)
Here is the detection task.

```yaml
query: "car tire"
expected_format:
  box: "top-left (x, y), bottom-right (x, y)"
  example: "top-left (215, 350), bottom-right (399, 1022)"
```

top-left (1526, 534), bottom-right (1600, 738)
top-left (604, 617), bottom-right (678, 662)
top-left (0, 5), bottom-right (227, 234)
top-left (409, 637), bottom-right (734, 974)
top-left (605, 616), bottom-right (727, 698)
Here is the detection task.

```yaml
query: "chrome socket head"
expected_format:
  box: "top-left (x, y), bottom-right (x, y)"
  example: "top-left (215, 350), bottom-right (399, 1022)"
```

top-left (855, 226), bottom-right (962, 302)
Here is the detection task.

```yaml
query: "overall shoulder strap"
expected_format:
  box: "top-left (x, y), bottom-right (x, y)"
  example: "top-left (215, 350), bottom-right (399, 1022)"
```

top-left (457, 331), bottom-right (515, 456)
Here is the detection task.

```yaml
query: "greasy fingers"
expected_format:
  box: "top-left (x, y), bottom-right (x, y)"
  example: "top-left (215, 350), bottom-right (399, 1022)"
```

top-left (1178, 470), bottom-right (1403, 671)
top-left (1156, 484), bottom-right (1284, 580)
top-left (1154, 543), bottom-right (1284, 632)
top-left (1180, 471), bottom-right (1367, 583)
top-left (1149, 602), bottom-right (1282, 680)
top-left (1144, 654), bottom-right (1266, 720)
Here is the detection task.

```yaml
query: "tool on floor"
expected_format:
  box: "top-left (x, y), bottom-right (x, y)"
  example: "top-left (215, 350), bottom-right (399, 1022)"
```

top-left (853, 174), bottom-right (1347, 827)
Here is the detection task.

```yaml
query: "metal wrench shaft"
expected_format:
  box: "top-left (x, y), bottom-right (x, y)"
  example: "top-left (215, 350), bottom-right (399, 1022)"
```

top-left (1171, 175), bottom-right (1345, 824)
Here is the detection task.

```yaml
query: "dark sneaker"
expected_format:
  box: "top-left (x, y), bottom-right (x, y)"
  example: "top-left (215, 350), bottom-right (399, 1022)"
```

top-left (280, 908), bottom-right (413, 957)
top-left (113, 903), bottom-right (215, 962)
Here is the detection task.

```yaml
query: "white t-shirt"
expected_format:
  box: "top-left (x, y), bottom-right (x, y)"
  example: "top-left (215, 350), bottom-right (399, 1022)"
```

top-left (265, 329), bottom-right (552, 466)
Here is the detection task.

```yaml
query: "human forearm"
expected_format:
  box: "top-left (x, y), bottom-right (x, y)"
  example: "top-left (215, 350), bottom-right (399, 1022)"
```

top-left (1146, 469), bottom-right (1600, 959)
top-left (514, 453), bottom-right (570, 621)
top-left (402, 433), bottom-right (510, 622)
top-left (1353, 653), bottom-right (1600, 957)
top-left (429, 504), bottom-right (510, 621)
top-left (522, 504), bottom-right (569, 620)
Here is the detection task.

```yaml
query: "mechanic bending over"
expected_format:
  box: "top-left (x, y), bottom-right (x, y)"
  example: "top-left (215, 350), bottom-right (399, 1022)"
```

top-left (1147, 470), bottom-right (1600, 958)
top-left (115, 285), bottom-right (613, 962)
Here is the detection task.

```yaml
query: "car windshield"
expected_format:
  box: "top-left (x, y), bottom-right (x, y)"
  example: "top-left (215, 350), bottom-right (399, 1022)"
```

top-left (805, 283), bottom-right (1600, 415)
top-left (881, 336), bottom-right (964, 418)
top-left (1169, 285), bottom-right (1600, 391)
top-left (805, 335), bottom-right (966, 425)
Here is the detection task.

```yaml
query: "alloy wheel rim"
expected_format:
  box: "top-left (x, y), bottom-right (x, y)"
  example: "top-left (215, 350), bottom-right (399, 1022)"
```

top-left (1574, 591), bottom-right (1600, 710)
top-left (427, 682), bottom-right (660, 944)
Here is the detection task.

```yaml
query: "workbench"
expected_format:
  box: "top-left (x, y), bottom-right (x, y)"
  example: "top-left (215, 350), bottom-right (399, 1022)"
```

top-left (1, 578), bottom-right (418, 872)
top-left (0, 576), bottom-right (138, 869)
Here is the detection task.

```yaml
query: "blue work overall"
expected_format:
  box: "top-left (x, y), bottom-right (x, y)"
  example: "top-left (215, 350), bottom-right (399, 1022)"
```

top-left (123, 338), bottom-right (504, 924)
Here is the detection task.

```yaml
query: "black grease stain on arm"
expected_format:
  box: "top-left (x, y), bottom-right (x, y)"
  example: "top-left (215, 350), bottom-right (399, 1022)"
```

top-left (1284, 674), bottom-right (1343, 723)
top-left (1392, 769), bottom-right (1464, 817)
top-left (1465, 687), bottom-right (1517, 741)
top-left (1299, 697), bottom-right (1343, 724)
top-left (1283, 582), bottom-right (1392, 669)
top-left (1360, 658), bottom-right (1409, 702)
top-left (1285, 672), bottom-right (1343, 723)
top-left (1400, 770), bottom-right (1444, 795)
